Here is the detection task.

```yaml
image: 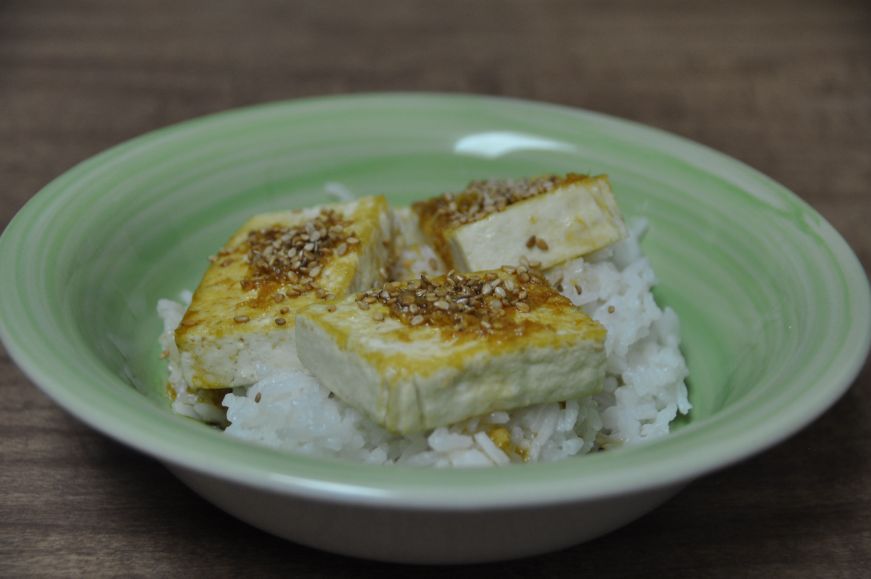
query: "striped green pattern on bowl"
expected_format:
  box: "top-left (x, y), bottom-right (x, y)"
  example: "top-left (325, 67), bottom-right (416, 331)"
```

top-left (0, 94), bottom-right (868, 507)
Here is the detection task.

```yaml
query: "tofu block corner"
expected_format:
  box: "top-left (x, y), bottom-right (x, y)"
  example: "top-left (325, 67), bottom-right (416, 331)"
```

top-left (175, 195), bottom-right (392, 389)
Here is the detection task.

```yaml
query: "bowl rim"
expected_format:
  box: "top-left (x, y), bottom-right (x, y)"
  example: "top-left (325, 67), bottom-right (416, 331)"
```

top-left (2, 92), bottom-right (869, 509)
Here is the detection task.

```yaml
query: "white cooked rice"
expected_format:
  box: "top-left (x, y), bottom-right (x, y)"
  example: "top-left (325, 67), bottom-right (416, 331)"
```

top-left (158, 217), bottom-right (690, 467)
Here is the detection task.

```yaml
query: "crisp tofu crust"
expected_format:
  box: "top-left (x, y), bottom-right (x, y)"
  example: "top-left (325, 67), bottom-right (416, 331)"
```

top-left (413, 174), bottom-right (627, 271)
top-left (176, 196), bottom-right (392, 389)
top-left (296, 269), bottom-right (606, 434)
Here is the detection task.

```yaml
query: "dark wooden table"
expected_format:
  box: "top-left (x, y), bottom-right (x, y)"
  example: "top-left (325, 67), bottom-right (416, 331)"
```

top-left (2, 1), bottom-right (869, 576)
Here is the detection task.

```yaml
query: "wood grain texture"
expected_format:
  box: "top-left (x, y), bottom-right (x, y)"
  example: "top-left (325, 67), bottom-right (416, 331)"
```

top-left (1, 0), bottom-right (869, 576)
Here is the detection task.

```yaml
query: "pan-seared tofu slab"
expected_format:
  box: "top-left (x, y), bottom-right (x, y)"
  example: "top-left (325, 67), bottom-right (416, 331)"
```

top-left (296, 268), bottom-right (606, 434)
top-left (413, 174), bottom-right (627, 272)
top-left (176, 196), bottom-right (392, 389)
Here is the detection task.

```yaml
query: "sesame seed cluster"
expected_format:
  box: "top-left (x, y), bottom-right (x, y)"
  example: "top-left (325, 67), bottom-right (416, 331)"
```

top-left (435, 175), bottom-right (565, 227)
top-left (240, 208), bottom-right (359, 295)
top-left (355, 263), bottom-right (546, 335)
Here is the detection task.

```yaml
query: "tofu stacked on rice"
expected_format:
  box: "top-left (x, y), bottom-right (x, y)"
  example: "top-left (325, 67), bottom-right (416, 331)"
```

top-left (159, 176), bottom-right (690, 467)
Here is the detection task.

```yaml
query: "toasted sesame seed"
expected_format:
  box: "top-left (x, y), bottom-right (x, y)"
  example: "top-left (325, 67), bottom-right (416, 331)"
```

top-left (526, 235), bottom-right (537, 249)
top-left (608, 305), bottom-right (616, 313)
top-left (326, 304), bottom-right (337, 312)
top-left (346, 236), bottom-right (360, 245)
top-left (423, 176), bottom-right (572, 228)
top-left (274, 317), bottom-right (287, 326)
top-left (372, 311), bottom-right (385, 321)
top-left (535, 238), bottom-right (549, 251)
top-left (233, 315), bottom-right (250, 323)
top-left (354, 268), bottom-right (551, 334)
top-left (356, 300), bottom-right (370, 310)
top-left (336, 243), bottom-right (348, 256)
top-left (254, 392), bottom-right (262, 403)
top-left (279, 307), bottom-right (289, 314)
top-left (242, 208), bottom-right (356, 296)
top-left (573, 282), bottom-right (582, 294)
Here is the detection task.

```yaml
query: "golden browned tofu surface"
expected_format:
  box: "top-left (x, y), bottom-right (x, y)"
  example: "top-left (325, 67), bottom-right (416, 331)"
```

top-left (413, 173), bottom-right (626, 271)
top-left (175, 195), bottom-right (391, 389)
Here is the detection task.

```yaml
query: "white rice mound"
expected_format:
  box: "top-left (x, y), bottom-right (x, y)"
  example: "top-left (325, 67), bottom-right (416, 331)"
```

top-left (158, 218), bottom-right (690, 467)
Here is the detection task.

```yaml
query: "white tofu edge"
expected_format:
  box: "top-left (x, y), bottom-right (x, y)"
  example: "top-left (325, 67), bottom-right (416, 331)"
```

top-left (295, 314), bottom-right (606, 434)
top-left (449, 180), bottom-right (627, 271)
top-left (180, 331), bottom-right (304, 388)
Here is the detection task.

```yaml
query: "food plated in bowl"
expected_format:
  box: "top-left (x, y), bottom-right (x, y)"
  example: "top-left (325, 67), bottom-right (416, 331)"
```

top-left (1, 94), bottom-right (868, 563)
top-left (161, 174), bottom-right (690, 466)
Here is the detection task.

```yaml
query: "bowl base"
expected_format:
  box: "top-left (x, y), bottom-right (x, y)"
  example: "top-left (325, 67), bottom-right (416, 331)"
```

top-left (169, 463), bottom-right (685, 564)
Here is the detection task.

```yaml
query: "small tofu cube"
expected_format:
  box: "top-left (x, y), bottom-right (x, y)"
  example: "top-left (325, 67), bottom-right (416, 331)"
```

top-left (176, 196), bottom-right (392, 389)
top-left (413, 174), bottom-right (627, 271)
top-left (295, 269), bottom-right (606, 434)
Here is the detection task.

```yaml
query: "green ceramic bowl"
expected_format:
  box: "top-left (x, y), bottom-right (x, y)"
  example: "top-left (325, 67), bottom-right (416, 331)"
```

top-left (1, 94), bottom-right (868, 563)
